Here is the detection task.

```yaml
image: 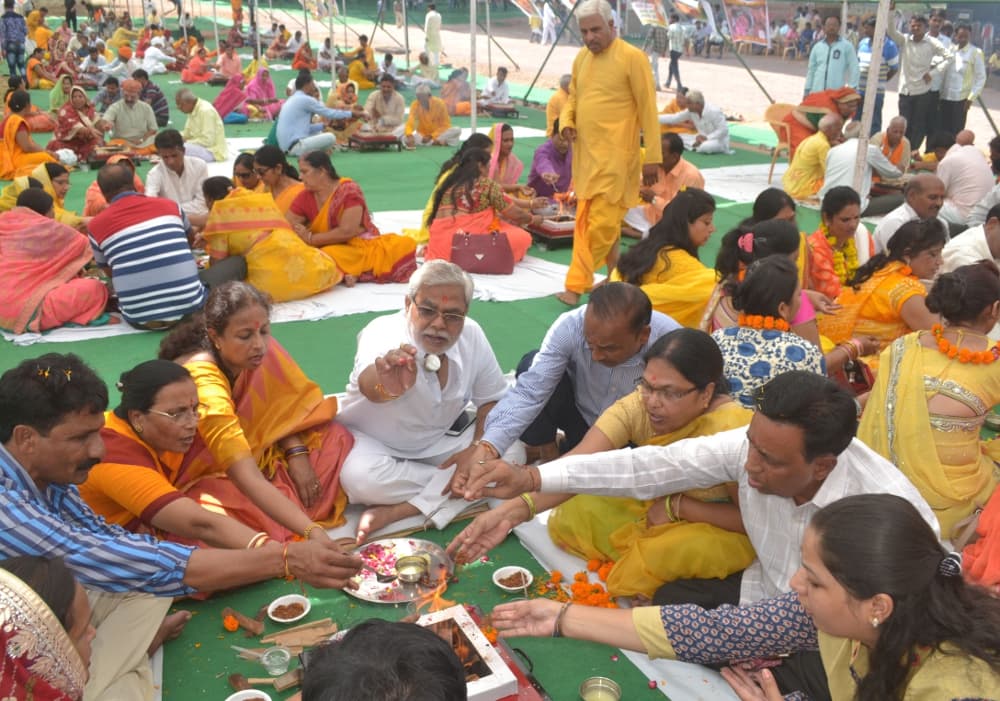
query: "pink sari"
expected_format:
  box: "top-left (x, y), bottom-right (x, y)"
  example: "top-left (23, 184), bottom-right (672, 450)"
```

top-left (0, 207), bottom-right (107, 333)
top-left (487, 121), bottom-right (524, 186)
top-left (213, 74), bottom-right (247, 117)
top-left (246, 67), bottom-right (282, 120)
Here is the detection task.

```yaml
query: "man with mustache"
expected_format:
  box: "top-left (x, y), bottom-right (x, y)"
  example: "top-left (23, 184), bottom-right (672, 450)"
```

top-left (0, 353), bottom-right (363, 701)
top-left (336, 260), bottom-right (512, 543)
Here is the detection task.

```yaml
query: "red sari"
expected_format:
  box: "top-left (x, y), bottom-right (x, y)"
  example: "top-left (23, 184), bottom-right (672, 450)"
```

top-left (47, 87), bottom-right (103, 160)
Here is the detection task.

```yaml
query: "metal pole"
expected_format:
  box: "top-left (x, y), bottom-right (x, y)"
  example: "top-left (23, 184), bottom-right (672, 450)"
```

top-left (522, 0), bottom-right (581, 104)
top-left (851, 0), bottom-right (890, 193)
top-left (256, 0), bottom-right (264, 58)
top-left (477, 20), bottom-right (518, 70)
top-left (342, 0), bottom-right (347, 48)
top-left (303, 0), bottom-right (309, 44)
top-left (722, 35), bottom-right (774, 104)
top-left (470, 0), bottom-right (477, 132)
top-left (978, 95), bottom-right (1000, 137)
top-left (328, 0), bottom-right (335, 72)
top-left (212, 0), bottom-right (219, 49)
top-left (485, 0), bottom-right (491, 75)
top-left (402, 0), bottom-right (409, 69)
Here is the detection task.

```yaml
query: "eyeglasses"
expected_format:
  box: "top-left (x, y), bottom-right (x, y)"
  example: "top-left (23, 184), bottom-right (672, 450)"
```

top-left (636, 379), bottom-right (699, 402)
top-left (234, 171), bottom-right (255, 180)
top-left (410, 298), bottom-right (467, 326)
top-left (147, 404), bottom-right (205, 422)
top-left (253, 166), bottom-right (273, 176)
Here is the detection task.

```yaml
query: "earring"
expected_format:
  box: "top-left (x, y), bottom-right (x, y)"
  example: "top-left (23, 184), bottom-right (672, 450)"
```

top-left (870, 617), bottom-right (879, 629)
top-left (135, 424), bottom-right (143, 434)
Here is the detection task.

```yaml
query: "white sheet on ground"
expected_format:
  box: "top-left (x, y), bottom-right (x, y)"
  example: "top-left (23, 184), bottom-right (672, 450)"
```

top-left (1, 253), bottom-right (573, 345)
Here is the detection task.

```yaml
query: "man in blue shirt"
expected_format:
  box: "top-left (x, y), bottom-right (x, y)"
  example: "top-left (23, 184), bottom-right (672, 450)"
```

top-left (449, 283), bottom-right (680, 489)
top-left (0, 0), bottom-right (28, 82)
top-left (856, 15), bottom-right (899, 135)
top-left (804, 15), bottom-right (859, 96)
top-left (0, 353), bottom-right (362, 700)
top-left (276, 70), bottom-right (365, 155)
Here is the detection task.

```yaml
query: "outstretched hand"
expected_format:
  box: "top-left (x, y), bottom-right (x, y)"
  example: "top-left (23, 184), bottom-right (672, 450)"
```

top-left (462, 459), bottom-right (536, 501)
top-left (287, 539), bottom-right (362, 590)
top-left (446, 505), bottom-right (519, 563)
top-left (373, 344), bottom-right (418, 397)
top-left (491, 599), bottom-right (563, 638)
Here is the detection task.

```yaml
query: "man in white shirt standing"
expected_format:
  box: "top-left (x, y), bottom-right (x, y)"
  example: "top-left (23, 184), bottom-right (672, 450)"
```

top-left (541, 0), bottom-right (557, 45)
top-left (665, 13), bottom-right (685, 91)
top-left (424, 3), bottom-right (442, 66)
top-left (887, 12), bottom-right (951, 153)
top-left (453, 371), bottom-right (937, 609)
top-left (924, 9), bottom-right (951, 138)
top-left (337, 261), bottom-right (513, 542)
top-left (658, 89), bottom-right (729, 154)
top-left (938, 22), bottom-right (986, 136)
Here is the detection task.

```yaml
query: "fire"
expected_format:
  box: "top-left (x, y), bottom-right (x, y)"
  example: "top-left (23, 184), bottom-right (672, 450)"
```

top-left (413, 577), bottom-right (454, 616)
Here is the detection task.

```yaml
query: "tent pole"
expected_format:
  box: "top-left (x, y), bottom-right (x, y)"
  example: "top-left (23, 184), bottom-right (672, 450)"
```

top-left (212, 0), bottom-right (219, 49)
top-left (851, 0), bottom-right (890, 193)
top-left (485, 0), bottom-right (491, 75)
top-left (978, 95), bottom-right (1000, 137)
top-left (477, 20), bottom-right (518, 70)
top-left (522, 0), bottom-right (583, 104)
top-left (402, 0), bottom-right (409, 69)
top-left (470, 0), bottom-right (477, 132)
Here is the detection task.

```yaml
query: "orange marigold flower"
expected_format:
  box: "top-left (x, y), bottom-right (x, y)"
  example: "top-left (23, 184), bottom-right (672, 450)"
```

top-left (222, 614), bottom-right (239, 632)
top-left (586, 559), bottom-right (601, 572)
top-left (550, 570), bottom-right (563, 584)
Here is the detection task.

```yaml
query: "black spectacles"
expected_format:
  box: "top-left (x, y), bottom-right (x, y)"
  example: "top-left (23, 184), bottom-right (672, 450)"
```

top-left (411, 298), bottom-right (466, 325)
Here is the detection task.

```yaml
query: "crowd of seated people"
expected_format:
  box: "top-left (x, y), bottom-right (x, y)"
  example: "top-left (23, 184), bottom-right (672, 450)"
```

top-left (2, 6), bottom-right (1000, 699)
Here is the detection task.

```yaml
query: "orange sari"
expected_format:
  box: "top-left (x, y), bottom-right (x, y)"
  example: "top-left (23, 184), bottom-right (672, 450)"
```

top-left (272, 181), bottom-right (305, 214)
top-left (301, 179), bottom-right (417, 282)
top-left (178, 339), bottom-right (354, 540)
top-left (0, 114), bottom-right (56, 179)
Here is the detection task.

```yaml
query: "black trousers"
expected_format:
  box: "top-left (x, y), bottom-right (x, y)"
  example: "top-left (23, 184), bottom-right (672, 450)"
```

top-left (666, 50), bottom-right (682, 89)
top-left (899, 91), bottom-right (937, 152)
top-left (515, 350), bottom-right (588, 451)
top-left (939, 98), bottom-right (969, 136)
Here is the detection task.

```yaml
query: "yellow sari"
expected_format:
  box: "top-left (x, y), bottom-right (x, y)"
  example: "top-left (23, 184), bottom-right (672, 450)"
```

top-left (611, 247), bottom-right (717, 328)
top-left (0, 114), bottom-right (56, 180)
top-left (307, 178), bottom-right (417, 282)
top-left (30, 162), bottom-right (83, 228)
top-left (203, 188), bottom-right (342, 301)
top-left (818, 261), bottom-right (926, 363)
top-left (547, 395), bottom-right (755, 598)
top-left (858, 333), bottom-right (1000, 539)
top-left (271, 181), bottom-right (305, 214)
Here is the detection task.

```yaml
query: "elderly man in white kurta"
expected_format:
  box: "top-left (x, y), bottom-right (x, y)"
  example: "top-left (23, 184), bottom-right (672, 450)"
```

top-left (338, 261), bottom-right (512, 542)
top-left (657, 89), bottom-right (730, 154)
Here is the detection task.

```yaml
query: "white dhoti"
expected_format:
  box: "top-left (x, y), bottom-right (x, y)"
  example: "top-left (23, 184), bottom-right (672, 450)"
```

top-left (624, 206), bottom-right (652, 237)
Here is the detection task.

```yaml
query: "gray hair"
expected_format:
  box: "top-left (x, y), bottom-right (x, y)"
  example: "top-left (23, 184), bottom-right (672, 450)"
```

top-left (843, 120), bottom-right (862, 139)
top-left (559, 73), bottom-right (571, 90)
top-left (175, 87), bottom-right (196, 104)
top-left (408, 260), bottom-right (474, 305)
top-left (415, 83), bottom-right (432, 97)
top-left (888, 115), bottom-right (908, 129)
top-left (685, 90), bottom-right (705, 106)
top-left (577, 0), bottom-right (612, 23)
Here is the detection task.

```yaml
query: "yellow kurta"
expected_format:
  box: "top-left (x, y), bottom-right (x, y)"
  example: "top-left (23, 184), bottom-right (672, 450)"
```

top-left (782, 130), bottom-right (831, 199)
top-left (612, 247), bottom-right (716, 328)
top-left (545, 88), bottom-right (567, 135)
top-left (560, 38), bottom-right (661, 294)
top-left (404, 97), bottom-right (452, 139)
top-left (548, 396), bottom-right (754, 598)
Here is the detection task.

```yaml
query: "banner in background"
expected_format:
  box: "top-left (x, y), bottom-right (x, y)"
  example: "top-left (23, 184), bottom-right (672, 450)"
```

top-left (673, 0), bottom-right (703, 20)
top-left (510, 0), bottom-right (541, 19)
top-left (632, 1), bottom-right (669, 28)
top-left (722, 0), bottom-right (769, 46)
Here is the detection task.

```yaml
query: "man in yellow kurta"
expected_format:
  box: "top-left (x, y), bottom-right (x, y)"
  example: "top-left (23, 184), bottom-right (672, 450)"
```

top-left (545, 74), bottom-right (570, 135)
top-left (403, 84), bottom-right (460, 148)
top-left (26, 7), bottom-right (46, 44)
top-left (558, 0), bottom-right (662, 305)
top-left (782, 112), bottom-right (843, 200)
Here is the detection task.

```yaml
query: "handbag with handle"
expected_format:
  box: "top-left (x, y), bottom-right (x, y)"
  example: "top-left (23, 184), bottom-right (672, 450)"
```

top-left (450, 229), bottom-right (515, 275)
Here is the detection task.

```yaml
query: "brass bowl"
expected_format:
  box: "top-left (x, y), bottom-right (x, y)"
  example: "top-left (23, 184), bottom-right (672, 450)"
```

top-left (395, 554), bottom-right (429, 584)
top-left (579, 676), bottom-right (621, 701)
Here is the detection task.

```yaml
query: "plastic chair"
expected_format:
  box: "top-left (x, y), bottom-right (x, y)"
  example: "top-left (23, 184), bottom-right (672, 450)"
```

top-left (764, 103), bottom-right (795, 184)
top-left (782, 44), bottom-right (797, 60)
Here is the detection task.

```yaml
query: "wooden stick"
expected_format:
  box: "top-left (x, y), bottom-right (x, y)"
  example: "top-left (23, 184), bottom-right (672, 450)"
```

top-left (222, 607), bottom-right (265, 636)
top-left (260, 617), bottom-right (333, 643)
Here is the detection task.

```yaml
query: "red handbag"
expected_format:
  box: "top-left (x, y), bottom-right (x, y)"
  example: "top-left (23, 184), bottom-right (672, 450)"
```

top-left (450, 229), bottom-right (515, 275)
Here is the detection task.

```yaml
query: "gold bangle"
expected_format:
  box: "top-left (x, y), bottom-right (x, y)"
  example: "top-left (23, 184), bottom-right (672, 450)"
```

top-left (374, 382), bottom-right (400, 401)
top-left (519, 493), bottom-right (536, 521)
top-left (674, 494), bottom-right (684, 522)
top-left (663, 495), bottom-right (676, 523)
top-left (281, 542), bottom-right (292, 579)
top-left (246, 532), bottom-right (269, 549)
top-left (303, 522), bottom-right (323, 540)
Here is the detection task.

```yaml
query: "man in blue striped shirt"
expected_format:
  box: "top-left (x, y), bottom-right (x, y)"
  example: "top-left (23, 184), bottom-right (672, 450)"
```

top-left (448, 283), bottom-right (679, 491)
top-left (0, 353), bottom-right (362, 700)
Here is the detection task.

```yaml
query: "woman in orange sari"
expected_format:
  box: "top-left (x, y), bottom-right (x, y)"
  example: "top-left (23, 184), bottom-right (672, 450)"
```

top-left (807, 186), bottom-right (874, 301)
top-left (83, 154), bottom-right (144, 216)
top-left (4, 77), bottom-right (56, 133)
top-left (0, 90), bottom-right (57, 179)
top-left (292, 42), bottom-right (317, 70)
top-left (782, 87), bottom-right (860, 157)
top-left (425, 147), bottom-right (538, 263)
top-left (180, 47), bottom-right (213, 83)
top-left (818, 218), bottom-right (945, 363)
top-left (0, 201), bottom-right (107, 335)
top-left (286, 151), bottom-right (417, 284)
top-left (253, 144), bottom-right (303, 214)
top-left (157, 282), bottom-right (355, 541)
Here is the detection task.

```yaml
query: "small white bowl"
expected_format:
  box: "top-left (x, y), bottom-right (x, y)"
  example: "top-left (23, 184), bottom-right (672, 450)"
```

top-left (224, 691), bottom-right (273, 701)
top-left (492, 566), bottom-right (533, 592)
top-left (267, 594), bottom-right (311, 624)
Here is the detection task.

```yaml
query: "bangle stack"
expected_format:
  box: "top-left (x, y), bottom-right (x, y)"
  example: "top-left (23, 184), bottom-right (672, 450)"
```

top-left (281, 542), bottom-right (293, 580)
top-left (284, 445), bottom-right (309, 461)
top-left (302, 522), bottom-right (324, 540)
top-left (374, 382), bottom-right (400, 401)
top-left (246, 532), bottom-right (270, 549)
top-left (552, 601), bottom-right (573, 638)
top-left (837, 338), bottom-right (865, 363)
top-left (519, 492), bottom-right (536, 521)
top-left (662, 494), bottom-right (684, 523)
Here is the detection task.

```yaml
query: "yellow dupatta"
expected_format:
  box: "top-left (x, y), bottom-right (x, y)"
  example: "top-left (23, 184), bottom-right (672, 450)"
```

top-left (548, 397), bottom-right (756, 597)
top-left (818, 261), bottom-right (923, 348)
top-left (612, 247), bottom-right (717, 328)
top-left (203, 187), bottom-right (341, 301)
top-left (31, 162), bottom-right (83, 228)
top-left (271, 181), bottom-right (305, 215)
top-left (858, 333), bottom-right (1000, 539)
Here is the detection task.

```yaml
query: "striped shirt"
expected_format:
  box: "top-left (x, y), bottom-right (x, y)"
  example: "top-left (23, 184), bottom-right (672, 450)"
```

top-left (0, 443), bottom-right (195, 596)
top-left (479, 307), bottom-right (680, 454)
top-left (88, 192), bottom-right (206, 325)
top-left (857, 36), bottom-right (900, 93)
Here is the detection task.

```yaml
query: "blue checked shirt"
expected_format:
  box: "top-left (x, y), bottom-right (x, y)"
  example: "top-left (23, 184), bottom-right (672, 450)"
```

top-left (0, 11), bottom-right (27, 45)
top-left (0, 443), bottom-right (195, 596)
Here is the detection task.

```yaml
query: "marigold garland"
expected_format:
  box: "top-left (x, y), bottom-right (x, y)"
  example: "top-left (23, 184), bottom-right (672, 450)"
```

top-left (535, 568), bottom-right (617, 608)
top-left (738, 314), bottom-right (791, 332)
top-left (931, 324), bottom-right (1000, 365)
top-left (820, 222), bottom-right (859, 284)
